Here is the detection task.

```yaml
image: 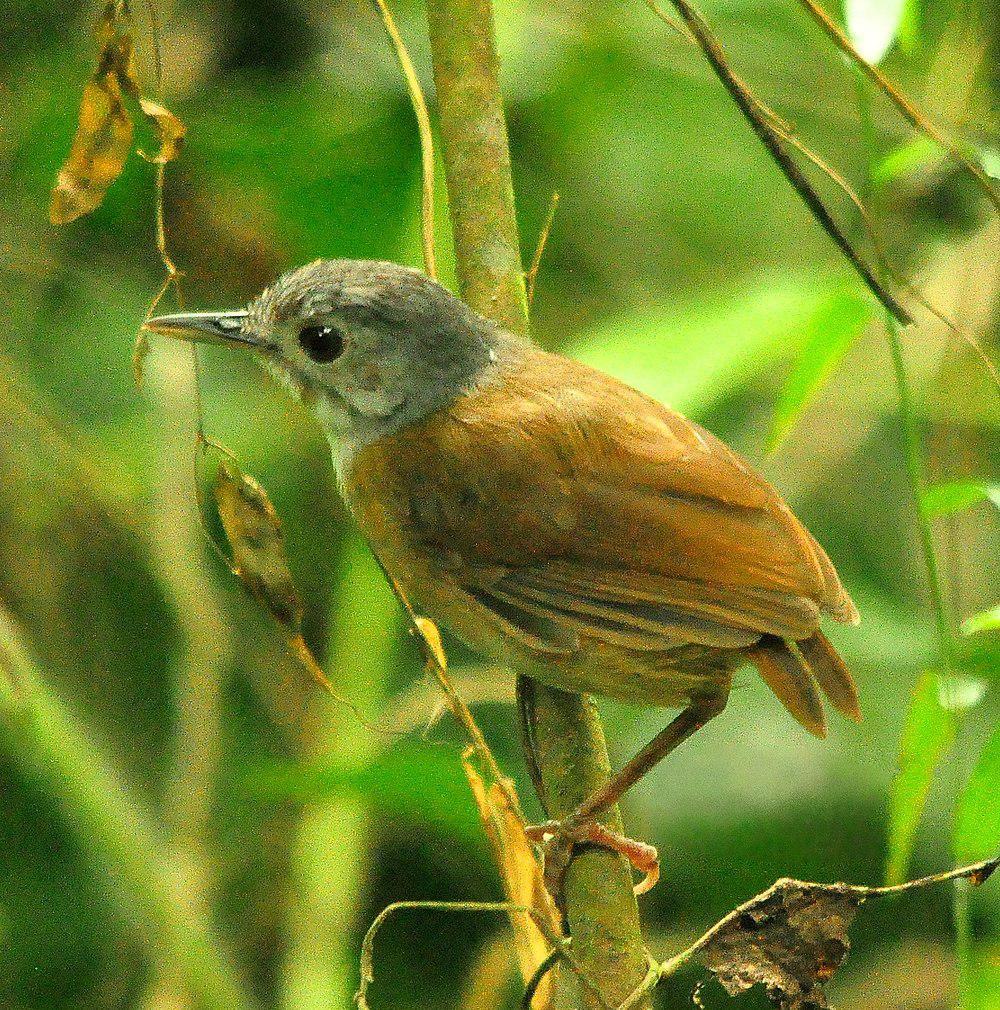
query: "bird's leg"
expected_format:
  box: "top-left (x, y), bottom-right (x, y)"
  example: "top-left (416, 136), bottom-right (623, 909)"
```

top-left (524, 692), bottom-right (727, 896)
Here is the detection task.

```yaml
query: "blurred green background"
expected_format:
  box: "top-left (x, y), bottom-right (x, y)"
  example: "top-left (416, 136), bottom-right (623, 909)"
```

top-left (1, 1), bottom-right (998, 1008)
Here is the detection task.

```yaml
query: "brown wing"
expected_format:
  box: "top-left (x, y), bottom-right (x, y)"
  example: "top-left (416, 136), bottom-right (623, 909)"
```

top-left (357, 348), bottom-right (857, 656)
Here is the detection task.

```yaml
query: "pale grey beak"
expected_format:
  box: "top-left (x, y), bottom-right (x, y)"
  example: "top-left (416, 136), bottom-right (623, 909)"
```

top-left (143, 310), bottom-right (272, 349)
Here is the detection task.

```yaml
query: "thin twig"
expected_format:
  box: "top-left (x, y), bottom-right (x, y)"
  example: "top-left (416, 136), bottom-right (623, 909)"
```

top-left (757, 105), bottom-right (1000, 390)
top-left (356, 900), bottom-right (578, 1010)
top-left (796, 0), bottom-right (1000, 216)
top-left (526, 191), bottom-right (560, 305)
top-left (646, 0), bottom-right (913, 325)
top-left (373, 0), bottom-right (438, 279)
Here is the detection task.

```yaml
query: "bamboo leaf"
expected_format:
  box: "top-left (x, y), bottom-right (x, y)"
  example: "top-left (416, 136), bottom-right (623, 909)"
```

top-left (886, 670), bottom-right (956, 884)
top-left (767, 289), bottom-right (872, 452)
top-left (844, 0), bottom-right (908, 64)
top-left (922, 480), bottom-right (1000, 518)
top-left (962, 606), bottom-right (1000, 636)
top-left (954, 724), bottom-right (1000, 865)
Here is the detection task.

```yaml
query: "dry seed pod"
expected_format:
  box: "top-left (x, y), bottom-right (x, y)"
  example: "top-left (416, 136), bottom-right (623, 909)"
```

top-left (213, 461), bottom-right (303, 631)
top-left (50, 4), bottom-right (186, 225)
top-left (212, 461), bottom-right (340, 695)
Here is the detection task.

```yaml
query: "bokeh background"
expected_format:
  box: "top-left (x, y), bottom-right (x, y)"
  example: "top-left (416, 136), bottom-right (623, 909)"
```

top-left (1, 1), bottom-right (998, 1008)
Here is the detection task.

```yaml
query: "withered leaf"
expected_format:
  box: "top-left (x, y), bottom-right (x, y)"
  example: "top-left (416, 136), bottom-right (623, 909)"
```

top-left (697, 880), bottom-right (861, 1009)
top-left (50, 53), bottom-right (135, 224)
top-left (463, 755), bottom-right (559, 1006)
top-left (212, 460), bottom-right (342, 696)
top-left (690, 858), bottom-right (999, 1010)
top-left (213, 461), bottom-right (303, 631)
top-left (137, 98), bottom-right (186, 164)
top-left (50, 4), bottom-right (186, 223)
top-left (412, 615), bottom-right (448, 674)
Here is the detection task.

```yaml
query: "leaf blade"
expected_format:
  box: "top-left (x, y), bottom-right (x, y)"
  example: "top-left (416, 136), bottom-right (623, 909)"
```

top-left (767, 288), bottom-right (872, 452)
top-left (954, 724), bottom-right (1000, 865)
top-left (886, 670), bottom-right (956, 885)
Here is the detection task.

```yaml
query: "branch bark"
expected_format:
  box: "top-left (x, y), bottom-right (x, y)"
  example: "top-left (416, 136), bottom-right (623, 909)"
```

top-left (424, 4), bottom-right (649, 1006)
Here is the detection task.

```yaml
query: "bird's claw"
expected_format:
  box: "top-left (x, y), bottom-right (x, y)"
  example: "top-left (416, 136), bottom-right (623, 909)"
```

top-left (525, 816), bottom-right (660, 898)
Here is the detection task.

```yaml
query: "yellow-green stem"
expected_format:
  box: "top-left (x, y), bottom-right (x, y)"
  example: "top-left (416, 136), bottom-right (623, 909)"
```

top-left (0, 606), bottom-right (255, 1010)
top-left (424, 2), bottom-right (649, 1005)
top-left (854, 66), bottom-right (964, 1005)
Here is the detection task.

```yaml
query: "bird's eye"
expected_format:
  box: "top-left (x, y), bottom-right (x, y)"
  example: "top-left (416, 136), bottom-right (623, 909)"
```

top-left (297, 324), bottom-right (344, 363)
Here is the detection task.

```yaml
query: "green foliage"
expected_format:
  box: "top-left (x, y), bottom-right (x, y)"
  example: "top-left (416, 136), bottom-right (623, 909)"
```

top-left (767, 288), bottom-right (873, 451)
top-left (0, 1), bottom-right (997, 1008)
top-left (954, 724), bottom-right (1000, 864)
top-left (886, 671), bottom-right (956, 885)
top-left (922, 481), bottom-right (1000, 518)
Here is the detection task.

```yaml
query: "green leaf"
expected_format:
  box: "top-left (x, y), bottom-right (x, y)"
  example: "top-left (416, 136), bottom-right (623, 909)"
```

top-left (979, 146), bottom-right (1000, 181)
top-left (568, 273), bottom-right (847, 417)
top-left (872, 135), bottom-right (938, 186)
top-left (844, 0), bottom-right (908, 64)
top-left (922, 480), bottom-right (1000, 518)
top-left (968, 946), bottom-right (1000, 1010)
top-left (954, 723), bottom-right (1000, 864)
top-left (244, 740), bottom-right (482, 845)
top-left (767, 289), bottom-right (872, 452)
top-left (963, 606), bottom-right (1000, 636)
top-left (886, 670), bottom-right (956, 884)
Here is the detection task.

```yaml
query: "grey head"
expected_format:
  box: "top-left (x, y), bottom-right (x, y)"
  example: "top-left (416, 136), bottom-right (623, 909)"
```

top-left (145, 259), bottom-right (514, 454)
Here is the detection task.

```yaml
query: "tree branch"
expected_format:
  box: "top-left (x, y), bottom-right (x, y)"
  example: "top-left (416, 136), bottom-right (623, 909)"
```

top-left (424, 3), bottom-right (650, 1005)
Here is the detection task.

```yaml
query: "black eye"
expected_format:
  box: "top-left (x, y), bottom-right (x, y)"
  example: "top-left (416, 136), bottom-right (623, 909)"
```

top-left (298, 324), bottom-right (344, 363)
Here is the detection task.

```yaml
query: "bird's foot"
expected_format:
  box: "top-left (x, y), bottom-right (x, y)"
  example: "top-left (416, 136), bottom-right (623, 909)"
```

top-left (524, 816), bottom-right (660, 898)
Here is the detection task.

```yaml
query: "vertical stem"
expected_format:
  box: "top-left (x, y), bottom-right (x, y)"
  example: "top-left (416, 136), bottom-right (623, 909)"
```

top-left (425, 0), bottom-right (527, 335)
top-left (280, 537), bottom-right (399, 1009)
top-left (145, 345), bottom-right (231, 1008)
top-left (0, 607), bottom-right (256, 1010)
top-left (854, 67), bottom-right (965, 1004)
top-left (424, 4), bottom-right (649, 1006)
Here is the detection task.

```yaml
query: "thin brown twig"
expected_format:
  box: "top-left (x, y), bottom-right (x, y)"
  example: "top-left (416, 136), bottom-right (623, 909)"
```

top-left (650, 857), bottom-right (999, 990)
top-left (757, 105), bottom-right (1000, 390)
top-left (371, 556), bottom-right (528, 824)
top-left (646, 0), bottom-right (913, 325)
top-left (373, 0), bottom-right (438, 279)
top-left (356, 900), bottom-right (606, 1010)
top-left (796, 0), bottom-right (1000, 216)
top-left (525, 191), bottom-right (560, 305)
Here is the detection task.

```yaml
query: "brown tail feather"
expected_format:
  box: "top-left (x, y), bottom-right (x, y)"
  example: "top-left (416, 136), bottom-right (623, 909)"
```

top-left (748, 635), bottom-right (827, 738)
top-left (798, 630), bottom-right (862, 723)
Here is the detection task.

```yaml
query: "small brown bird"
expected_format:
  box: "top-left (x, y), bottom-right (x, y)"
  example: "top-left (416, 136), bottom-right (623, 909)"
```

top-left (147, 259), bottom-right (861, 878)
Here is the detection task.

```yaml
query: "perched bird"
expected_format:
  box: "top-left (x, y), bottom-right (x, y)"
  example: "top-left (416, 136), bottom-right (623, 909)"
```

top-left (146, 259), bottom-right (861, 879)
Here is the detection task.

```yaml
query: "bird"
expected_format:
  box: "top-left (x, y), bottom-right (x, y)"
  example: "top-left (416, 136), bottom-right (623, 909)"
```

top-left (146, 258), bottom-right (861, 886)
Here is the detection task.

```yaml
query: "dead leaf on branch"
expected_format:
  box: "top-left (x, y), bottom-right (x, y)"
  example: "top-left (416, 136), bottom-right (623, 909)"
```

top-left (464, 754), bottom-right (561, 1008)
top-left (137, 98), bottom-right (186, 164)
top-left (676, 858), bottom-right (999, 1010)
top-left (50, 3), bottom-right (185, 224)
top-left (50, 22), bottom-right (134, 224)
top-left (212, 459), bottom-right (337, 695)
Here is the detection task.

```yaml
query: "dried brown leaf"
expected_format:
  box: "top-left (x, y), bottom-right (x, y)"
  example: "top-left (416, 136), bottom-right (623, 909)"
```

top-left (137, 98), bottom-right (186, 164)
top-left (463, 755), bottom-right (559, 1006)
top-left (698, 880), bottom-right (860, 1009)
top-left (213, 461), bottom-right (303, 631)
top-left (684, 858), bottom-right (999, 1009)
top-left (50, 32), bottom-right (135, 224)
top-left (50, 4), bottom-right (186, 224)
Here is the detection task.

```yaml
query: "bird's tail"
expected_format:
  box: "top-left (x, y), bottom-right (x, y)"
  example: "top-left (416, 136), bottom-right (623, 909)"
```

top-left (748, 631), bottom-right (861, 738)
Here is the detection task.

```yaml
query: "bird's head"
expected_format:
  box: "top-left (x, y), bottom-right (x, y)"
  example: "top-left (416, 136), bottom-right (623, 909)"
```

top-left (145, 259), bottom-right (507, 452)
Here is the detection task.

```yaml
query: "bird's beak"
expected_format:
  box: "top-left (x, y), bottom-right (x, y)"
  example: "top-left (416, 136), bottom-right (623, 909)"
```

top-left (143, 310), bottom-right (271, 350)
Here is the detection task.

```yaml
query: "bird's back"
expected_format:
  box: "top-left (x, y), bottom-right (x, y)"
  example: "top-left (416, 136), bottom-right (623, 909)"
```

top-left (343, 342), bottom-right (859, 730)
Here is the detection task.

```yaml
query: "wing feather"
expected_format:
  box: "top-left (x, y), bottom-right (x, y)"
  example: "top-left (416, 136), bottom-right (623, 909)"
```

top-left (348, 346), bottom-right (857, 659)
